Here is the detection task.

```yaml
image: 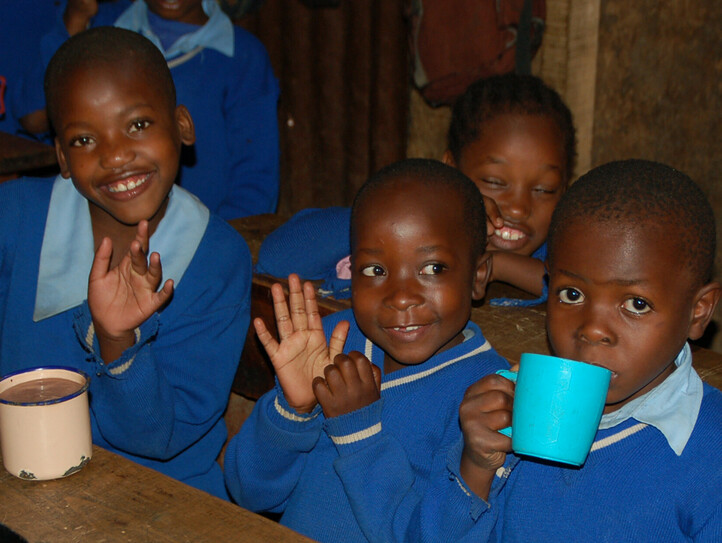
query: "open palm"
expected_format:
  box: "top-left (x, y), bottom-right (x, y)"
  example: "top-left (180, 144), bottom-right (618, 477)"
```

top-left (254, 274), bottom-right (348, 413)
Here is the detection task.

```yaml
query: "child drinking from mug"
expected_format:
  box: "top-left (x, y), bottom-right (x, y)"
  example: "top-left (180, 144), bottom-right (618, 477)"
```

top-left (408, 159), bottom-right (722, 542)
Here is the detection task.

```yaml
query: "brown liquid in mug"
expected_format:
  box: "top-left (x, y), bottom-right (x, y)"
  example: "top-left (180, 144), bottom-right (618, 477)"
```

top-left (0, 378), bottom-right (83, 403)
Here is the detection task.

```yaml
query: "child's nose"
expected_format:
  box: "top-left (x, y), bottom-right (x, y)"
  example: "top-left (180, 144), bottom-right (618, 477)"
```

top-left (99, 137), bottom-right (134, 169)
top-left (384, 277), bottom-right (423, 310)
top-left (577, 305), bottom-right (616, 346)
top-left (500, 188), bottom-right (532, 221)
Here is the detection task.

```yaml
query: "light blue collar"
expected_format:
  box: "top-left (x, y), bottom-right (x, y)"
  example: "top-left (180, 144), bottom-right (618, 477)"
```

top-left (114, 0), bottom-right (234, 60)
top-left (598, 343), bottom-right (702, 455)
top-left (33, 176), bottom-right (209, 322)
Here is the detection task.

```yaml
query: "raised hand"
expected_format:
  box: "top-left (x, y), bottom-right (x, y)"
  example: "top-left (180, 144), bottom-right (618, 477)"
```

top-left (88, 220), bottom-right (174, 362)
top-left (254, 274), bottom-right (349, 413)
top-left (312, 351), bottom-right (382, 419)
top-left (458, 372), bottom-right (515, 499)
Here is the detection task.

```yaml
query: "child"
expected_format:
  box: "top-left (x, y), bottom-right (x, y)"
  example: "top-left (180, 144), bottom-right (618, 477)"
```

top-left (255, 73), bottom-right (575, 306)
top-left (409, 159), bottom-right (722, 541)
top-left (0, 27), bottom-right (252, 501)
top-left (26, 0), bottom-right (280, 219)
top-left (223, 159), bottom-right (509, 542)
top-left (0, 1), bottom-right (56, 137)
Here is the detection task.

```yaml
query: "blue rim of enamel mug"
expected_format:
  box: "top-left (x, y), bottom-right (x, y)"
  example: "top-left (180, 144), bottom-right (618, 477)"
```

top-left (0, 366), bottom-right (90, 407)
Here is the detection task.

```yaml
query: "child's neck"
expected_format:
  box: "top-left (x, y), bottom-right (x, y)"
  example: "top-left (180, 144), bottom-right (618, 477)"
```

top-left (89, 201), bottom-right (168, 269)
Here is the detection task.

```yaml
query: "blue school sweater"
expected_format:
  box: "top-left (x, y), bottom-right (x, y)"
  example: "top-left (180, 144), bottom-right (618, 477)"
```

top-left (38, 0), bottom-right (280, 219)
top-left (410, 383), bottom-right (722, 543)
top-left (0, 177), bottom-right (251, 500)
top-left (224, 309), bottom-right (508, 543)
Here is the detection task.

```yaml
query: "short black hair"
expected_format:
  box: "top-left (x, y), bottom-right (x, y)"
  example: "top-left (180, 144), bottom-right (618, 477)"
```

top-left (44, 26), bottom-right (176, 132)
top-left (447, 73), bottom-right (576, 181)
top-left (350, 158), bottom-right (487, 257)
top-left (548, 159), bottom-right (716, 285)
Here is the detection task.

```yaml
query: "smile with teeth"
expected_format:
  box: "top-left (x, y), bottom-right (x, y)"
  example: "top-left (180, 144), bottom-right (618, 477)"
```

top-left (392, 325), bottom-right (422, 332)
top-left (494, 227), bottom-right (526, 241)
top-left (107, 174), bottom-right (149, 193)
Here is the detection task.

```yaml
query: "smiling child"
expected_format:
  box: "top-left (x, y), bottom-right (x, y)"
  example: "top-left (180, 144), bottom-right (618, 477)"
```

top-left (410, 159), bottom-right (722, 542)
top-left (224, 159), bottom-right (508, 542)
top-left (0, 27), bottom-right (251, 500)
top-left (255, 73), bottom-right (575, 306)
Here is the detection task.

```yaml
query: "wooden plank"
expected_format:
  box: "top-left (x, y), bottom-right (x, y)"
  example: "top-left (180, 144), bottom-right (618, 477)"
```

top-left (0, 446), bottom-right (314, 543)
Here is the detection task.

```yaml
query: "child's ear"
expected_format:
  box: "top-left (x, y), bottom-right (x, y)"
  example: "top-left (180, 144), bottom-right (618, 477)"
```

top-left (442, 150), bottom-right (456, 167)
top-left (54, 138), bottom-right (71, 179)
top-left (688, 281), bottom-right (722, 340)
top-left (175, 105), bottom-right (196, 146)
top-left (471, 252), bottom-right (493, 301)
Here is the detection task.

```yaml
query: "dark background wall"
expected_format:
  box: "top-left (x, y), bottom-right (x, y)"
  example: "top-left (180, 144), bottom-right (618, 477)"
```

top-left (237, 0), bottom-right (409, 216)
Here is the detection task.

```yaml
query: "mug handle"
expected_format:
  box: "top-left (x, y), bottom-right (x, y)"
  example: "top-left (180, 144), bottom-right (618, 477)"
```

top-left (495, 369), bottom-right (517, 437)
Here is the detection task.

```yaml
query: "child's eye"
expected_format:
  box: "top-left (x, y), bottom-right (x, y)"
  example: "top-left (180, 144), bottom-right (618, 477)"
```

top-left (128, 119), bottom-right (151, 133)
top-left (481, 177), bottom-right (505, 187)
top-left (622, 297), bottom-right (652, 315)
top-left (558, 287), bottom-right (584, 304)
top-left (533, 186), bottom-right (557, 195)
top-left (360, 264), bottom-right (385, 277)
top-left (419, 263), bottom-right (446, 275)
top-left (69, 135), bottom-right (94, 147)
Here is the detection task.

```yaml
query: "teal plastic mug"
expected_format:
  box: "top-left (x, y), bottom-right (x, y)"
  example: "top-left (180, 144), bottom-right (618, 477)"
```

top-left (497, 353), bottom-right (612, 466)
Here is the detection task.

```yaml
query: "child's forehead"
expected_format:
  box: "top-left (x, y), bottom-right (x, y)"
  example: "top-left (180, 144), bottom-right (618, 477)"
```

top-left (553, 215), bottom-right (682, 266)
top-left (357, 179), bottom-right (464, 222)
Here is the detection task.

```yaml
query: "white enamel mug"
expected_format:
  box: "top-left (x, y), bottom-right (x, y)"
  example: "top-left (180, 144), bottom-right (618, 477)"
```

top-left (0, 366), bottom-right (92, 480)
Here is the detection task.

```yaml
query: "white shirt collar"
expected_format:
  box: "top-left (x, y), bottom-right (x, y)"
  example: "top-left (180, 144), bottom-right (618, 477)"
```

top-left (34, 176), bottom-right (209, 321)
top-left (114, 0), bottom-right (234, 59)
top-left (598, 343), bottom-right (703, 455)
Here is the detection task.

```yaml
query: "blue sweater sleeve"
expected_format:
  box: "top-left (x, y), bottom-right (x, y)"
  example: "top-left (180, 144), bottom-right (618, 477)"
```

top-left (224, 385), bottom-right (325, 512)
top-left (216, 27), bottom-right (280, 219)
top-left (69, 218), bottom-right (251, 461)
top-left (256, 207), bottom-right (352, 279)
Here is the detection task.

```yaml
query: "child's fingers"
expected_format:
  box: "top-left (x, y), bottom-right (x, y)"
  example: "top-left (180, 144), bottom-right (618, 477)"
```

top-left (254, 317), bottom-right (281, 359)
top-left (269, 282), bottom-right (293, 341)
top-left (135, 220), bottom-right (150, 255)
top-left (482, 195), bottom-right (504, 230)
top-left (347, 351), bottom-right (375, 384)
top-left (286, 273), bottom-right (310, 332)
top-left (371, 363), bottom-right (382, 391)
top-left (153, 279), bottom-right (174, 308)
top-left (322, 361), bottom-right (347, 393)
top-left (312, 376), bottom-right (331, 405)
top-left (328, 320), bottom-right (350, 360)
top-left (88, 237), bottom-right (113, 281)
top-left (303, 280), bottom-right (323, 330)
top-left (129, 239), bottom-right (149, 275)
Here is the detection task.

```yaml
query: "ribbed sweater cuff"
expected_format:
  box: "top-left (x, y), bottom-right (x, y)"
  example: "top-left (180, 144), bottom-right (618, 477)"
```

top-left (73, 300), bottom-right (159, 378)
top-left (324, 399), bottom-right (384, 455)
top-left (446, 438), bottom-right (492, 521)
top-left (267, 382), bottom-right (323, 433)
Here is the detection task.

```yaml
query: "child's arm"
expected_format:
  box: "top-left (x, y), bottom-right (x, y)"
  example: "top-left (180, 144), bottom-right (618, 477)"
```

top-left (312, 351), bottom-right (382, 418)
top-left (63, 0), bottom-right (99, 36)
top-left (458, 373), bottom-right (515, 499)
top-left (217, 32), bottom-right (280, 219)
top-left (254, 273), bottom-right (349, 413)
top-left (88, 220), bottom-right (173, 364)
top-left (482, 197), bottom-right (546, 296)
top-left (489, 251), bottom-right (546, 296)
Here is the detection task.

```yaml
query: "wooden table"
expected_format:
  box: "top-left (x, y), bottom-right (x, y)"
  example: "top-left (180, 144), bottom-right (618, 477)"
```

top-left (229, 214), bottom-right (722, 399)
top-left (0, 445), bottom-right (314, 543)
top-left (0, 131), bottom-right (58, 179)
